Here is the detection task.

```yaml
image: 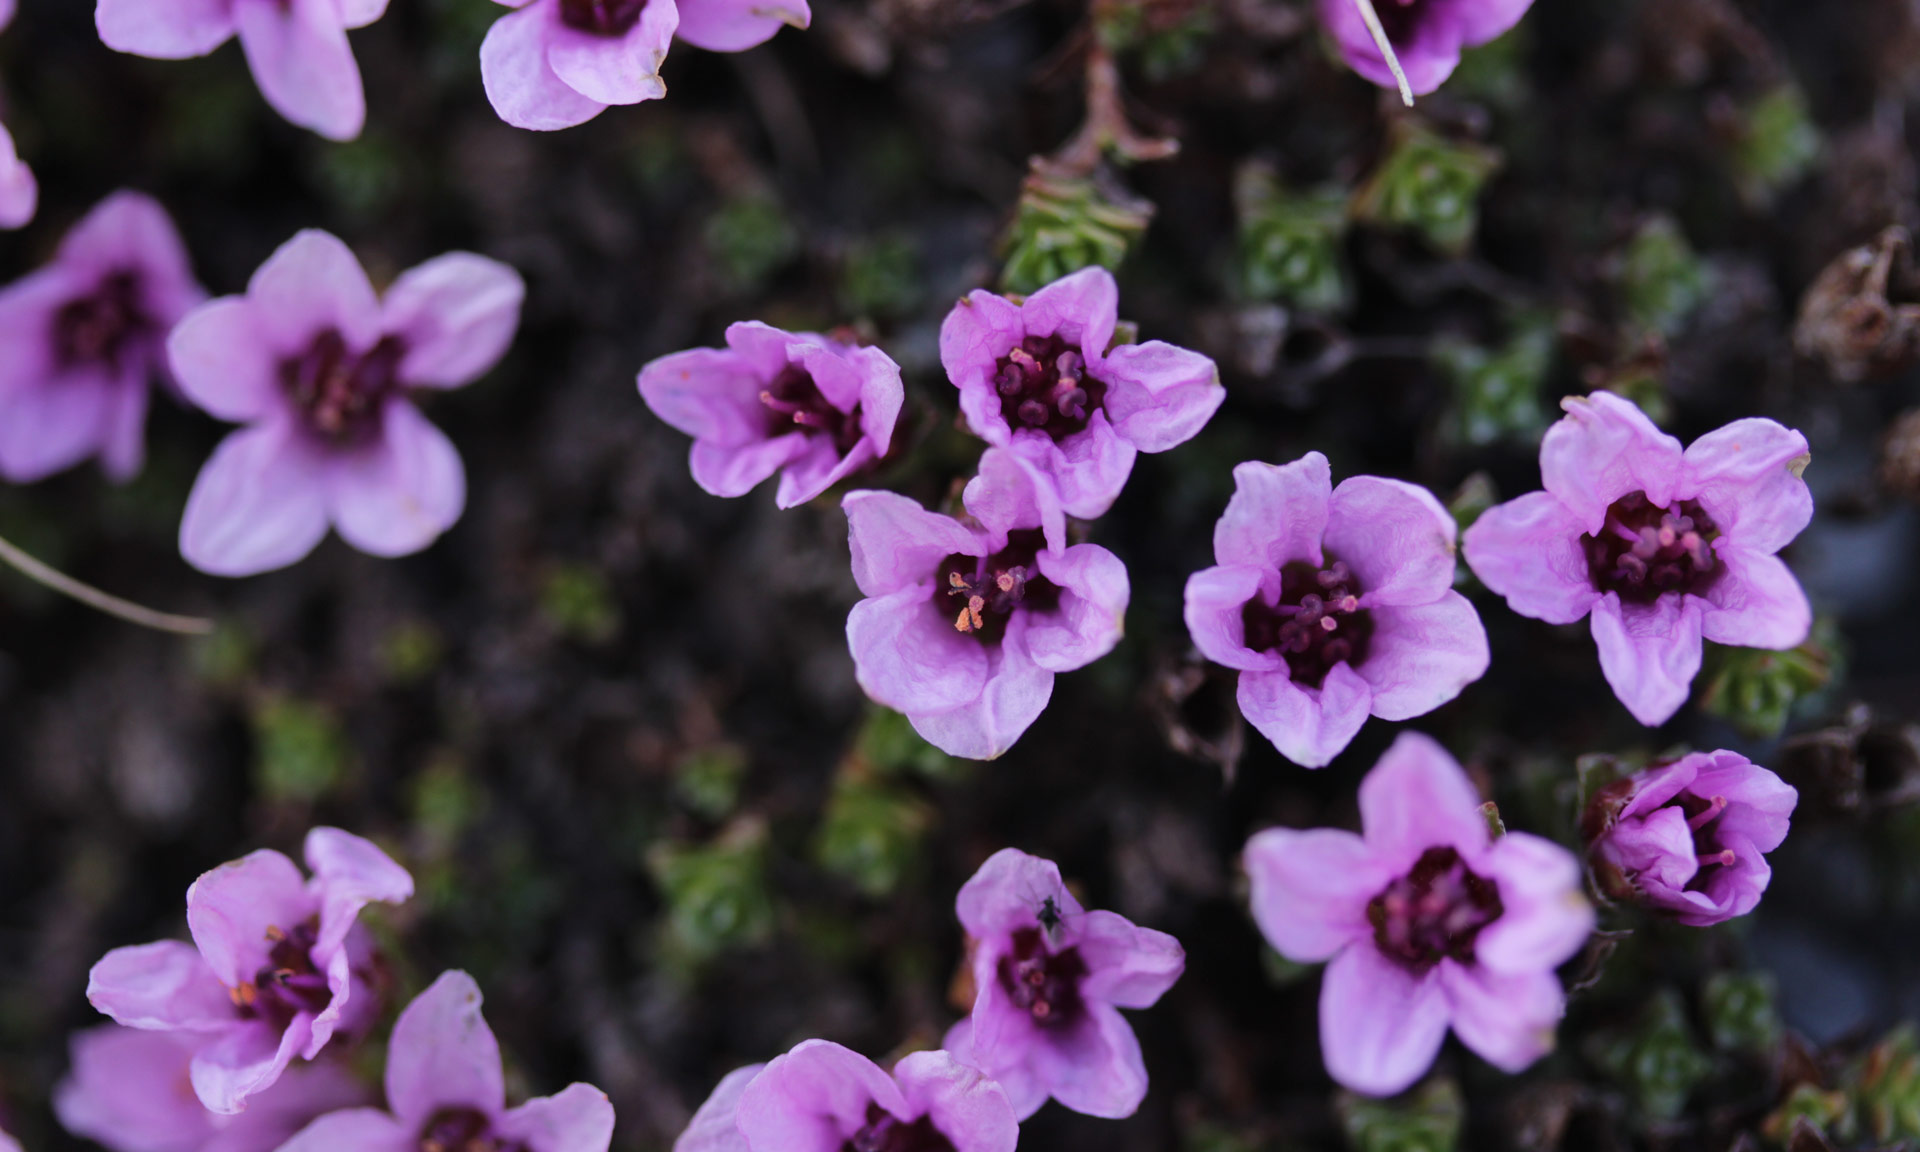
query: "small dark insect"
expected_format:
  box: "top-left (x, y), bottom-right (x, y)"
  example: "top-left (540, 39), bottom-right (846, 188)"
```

top-left (1037, 896), bottom-right (1064, 933)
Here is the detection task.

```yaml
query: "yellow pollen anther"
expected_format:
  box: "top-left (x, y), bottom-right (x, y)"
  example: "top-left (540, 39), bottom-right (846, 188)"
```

top-left (229, 983), bottom-right (258, 1008)
top-left (264, 925), bottom-right (286, 942)
top-left (997, 572), bottom-right (1017, 592)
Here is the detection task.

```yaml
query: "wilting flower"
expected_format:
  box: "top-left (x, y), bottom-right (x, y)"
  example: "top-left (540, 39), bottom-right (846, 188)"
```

top-left (1463, 391), bottom-right (1814, 727)
top-left (638, 321), bottom-right (903, 508)
top-left (1585, 750), bottom-right (1798, 927)
top-left (86, 828), bottom-right (413, 1115)
top-left (0, 190), bottom-right (203, 482)
top-left (1320, 0), bottom-right (1533, 98)
top-left (940, 266), bottom-right (1224, 519)
top-left (844, 447), bottom-right (1128, 759)
top-left (1184, 453), bottom-right (1489, 769)
top-left (943, 849), bottom-right (1184, 1120)
top-left (278, 971), bottom-right (614, 1152)
top-left (1244, 732), bottom-right (1593, 1096)
top-left (673, 1040), bottom-right (1017, 1152)
top-left (55, 1026), bottom-right (366, 1152)
top-left (480, 0), bottom-right (809, 131)
top-left (170, 230), bottom-right (524, 576)
top-left (94, 0), bottom-right (384, 140)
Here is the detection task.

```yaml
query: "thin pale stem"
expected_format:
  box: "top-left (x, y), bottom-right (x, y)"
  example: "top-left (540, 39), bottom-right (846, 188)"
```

top-left (0, 531), bottom-right (214, 636)
top-left (1349, 0), bottom-right (1415, 106)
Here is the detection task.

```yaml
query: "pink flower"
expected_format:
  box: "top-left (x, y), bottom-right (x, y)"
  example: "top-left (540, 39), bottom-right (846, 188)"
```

top-left (1244, 732), bottom-right (1593, 1096)
top-left (1462, 391), bottom-right (1814, 727)
top-left (939, 267), bottom-right (1225, 520)
top-left (1586, 750), bottom-right (1798, 927)
top-left (85, 828), bottom-right (413, 1115)
top-left (1320, 0), bottom-right (1532, 97)
top-left (94, 0), bottom-right (385, 140)
top-left (942, 849), bottom-right (1184, 1120)
top-left (843, 448), bottom-right (1129, 760)
top-left (673, 1041), bottom-right (1018, 1152)
top-left (0, 191), bottom-right (204, 482)
top-left (276, 971), bottom-right (614, 1152)
top-left (479, 0), bottom-right (809, 131)
top-left (170, 230), bottom-right (524, 576)
top-left (638, 321), bottom-right (904, 508)
top-left (55, 1026), bottom-right (367, 1152)
top-left (1183, 453), bottom-right (1489, 769)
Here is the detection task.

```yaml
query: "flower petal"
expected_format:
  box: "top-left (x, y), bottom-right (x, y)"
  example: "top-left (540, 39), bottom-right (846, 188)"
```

top-left (1699, 547), bottom-right (1812, 651)
top-left (480, 2), bottom-right (608, 130)
top-left (1437, 961), bottom-right (1563, 1073)
top-left (940, 289), bottom-right (1026, 445)
top-left (1319, 944), bottom-right (1449, 1097)
top-left (96, 0), bottom-right (235, 58)
top-left (545, 0), bottom-right (675, 106)
top-left (638, 347), bottom-right (768, 444)
top-left (690, 432), bottom-right (808, 498)
top-left (384, 972), bottom-right (505, 1127)
top-left (1099, 341), bottom-right (1224, 454)
top-left (1358, 593), bottom-right (1490, 721)
top-left (247, 230), bottom-right (381, 353)
top-left (233, 0), bottom-right (366, 141)
top-left (57, 191), bottom-right (204, 320)
top-left (672, 1064), bottom-right (764, 1152)
top-left (906, 612), bottom-right (1054, 759)
top-left (1026, 1003), bottom-right (1147, 1120)
top-left (1027, 543), bottom-right (1128, 673)
top-left (55, 1028), bottom-right (218, 1152)
top-left (1540, 391), bottom-right (1685, 532)
top-left (894, 1049), bottom-right (1020, 1150)
top-left (180, 422), bottom-right (332, 576)
top-left (1460, 491), bottom-right (1599, 624)
top-left (1238, 661), bottom-right (1372, 769)
top-left (1183, 565), bottom-right (1287, 672)
top-left (383, 253), bottom-right (525, 389)
top-left (86, 941), bottom-right (236, 1032)
top-left (0, 123), bottom-right (34, 230)
top-left (943, 1017), bottom-right (1047, 1123)
top-left (169, 298), bottom-right (284, 422)
top-left (326, 400), bottom-right (467, 558)
top-left (1327, 475), bottom-right (1457, 609)
top-left (848, 585), bottom-right (990, 716)
top-left (190, 1017), bottom-right (310, 1115)
top-left (1357, 730), bottom-right (1488, 864)
top-left (1590, 592), bottom-right (1703, 727)
top-left (1024, 267), bottom-right (1119, 367)
top-left (1471, 832), bottom-right (1593, 974)
top-left (843, 490), bottom-right (983, 597)
top-left (274, 1108), bottom-right (414, 1152)
top-left (1006, 416), bottom-right (1137, 521)
top-left (305, 827), bottom-right (413, 960)
top-left (1214, 455), bottom-right (1330, 571)
top-left (963, 446), bottom-right (1067, 553)
top-left (736, 1040), bottom-right (906, 1152)
top-left (186, 848), bottom-right (313, 988)
top-left (1683, 417), bottom-right (1813, 554)
top-left (1244, 827), bottom-right (1388, 963)
top-left (498, 1083), bottom-right (616, 1152)
top-left (954, 848), bottom-right (1081, 940)
top-left (673, 0), bottom-right (808, 51)
top-left (0, 367), bottom-right (115, 482)
top-left (1073, 910), bottom-right (1185, 1008)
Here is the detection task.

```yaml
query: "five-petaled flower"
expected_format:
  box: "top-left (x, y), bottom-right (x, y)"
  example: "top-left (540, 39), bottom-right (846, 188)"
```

top-left (95, 0), bottom-right (386, 140)
top-left (638, 321), bottom-right (904, 508)
top-left (673, 1039), bottom-right (1018, 1152)
top-left (1244, 732), bottom-right (1593, 1096)
top-left (169, 229), bottom-right (524, 576)
top-left (0, 190), bottom-right (204, 483)
top-left (1320, 0), bottom-right (1534, 98)
top-left (1463, 391), bottom-right (1814, 727)
top-left (940, 266), bottom-right (1225, 520)
top-left (943, 848), bottom-right (1184, 1120)
top-left (1585, 750), bottom-right (1798, 927)
top-left (480, 0), bottom-right (810, 131)
top-left (85, 828), bottom-right (413, 1115)
top-left (55, 1025), bottom-right (367, 1152)
top-left (0, 0), bottom-right (33, 229)
top-left (1184, 452), bottom-right (1490, 768)
top-left (277, 970), bottom-right (615, 1152)
top-left (843, 447), bottom-right (1129, 760)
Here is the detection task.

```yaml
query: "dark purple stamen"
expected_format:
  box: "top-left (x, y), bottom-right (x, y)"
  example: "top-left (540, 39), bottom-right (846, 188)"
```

top-left (993, 334), bottom-right (1108, 440)
top-left (417, 1107), bottom-right (530, 1152)
top-left (281, 329), bottom-right (406, 444)
top-left (230, 918), bottom-right (332, 1029)
top-left (1367, 846), bottom-right (1504, 970)
top-left (937, 529), bottom-right (1060, 645)
top-left (53, 271), bottom-right (149, 372)
top-left (843, 1103), bottom-right (957, 1152)
top-left (995, 926), bottom-right (1088, 1030)
top-left (1241, 559), bottom-right (1373, 688)
top-left (1581, 492), bottom-right (1723, 604)
top-left (557, 0), bottom-right (650, 35)
top-left (759, 364), bottom-right (863, 455)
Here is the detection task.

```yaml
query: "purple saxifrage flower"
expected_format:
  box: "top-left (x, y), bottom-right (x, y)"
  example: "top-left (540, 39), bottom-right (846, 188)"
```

top-left (0, 0), bottom-right (33, 230)
top-left (673, 1040), bottom-right (1018, 1152)
top-left (95, 0), bottom-right (385, 140)
top-left (277, 970), bottom-right (614, 1152)
top-left (942, 848), bottom-right (1184, 1120)
top-left (638, 321), bottom-right (904, 508)
top-left (1320, 0), bottom-right (1532, 98)
top-left (170, 229), bottom-right (524, 576)
top-left (844, 447), bottom-right (1129, 759)
top-left (1184, 453), bottom-right (1489, 769)
top-left (1244, 732), bottom-right (1593, 1096)
top-left (86, 827), bottom-right (413, 1115)
top-left (55, 1025), bottom-right (367, 1152)
top-left (1463, 391), bottom-right (1814, 727)
top-left (480, 0), bottom-right (809, 131)
top-left (940, 266), bottom-right (1225, 519)
top-left (0, 190), bottom-right (204, 483)
top-left (1584, 750), bottom-right (1798, 927)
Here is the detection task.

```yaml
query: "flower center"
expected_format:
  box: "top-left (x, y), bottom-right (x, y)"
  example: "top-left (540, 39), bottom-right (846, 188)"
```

top-left (1367, 846), bottom-right (1504, 970)
top-left (995, 926), bottom-right (1088, 1030)
top-left (281, 329), bottom-right (406, 444)
top-left (994, 334), bottom-right (1108, 440)
top-left (1241, 559), bottom-right (1373, 689)
top-left (843, 1104), bottom-right (956, 1152)
top-left (1677, 792), bottom-right (1740, 891)
top-left (418, 1108), bottom-right (529, 1152)
top-left (1373, 0), bottom-right (1424, 46)
top-left (53, 271), bottom-right (148, 372)
top-left (936, 529), bottom-right (1060, 645)
top-left (759, 364), bottom-right (863, 455)
top-left (557, 0), bottom-right (650, 35)
top-left (1581, 492), bottom-right (1724, 604)
top-left (228, 918), bottom-right (331, 1028)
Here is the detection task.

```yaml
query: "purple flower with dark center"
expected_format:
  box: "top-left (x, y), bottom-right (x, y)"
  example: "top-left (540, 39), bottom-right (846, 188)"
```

top-left (942, 849), bottom-right (1184, 1120)
top-left (939, 267), bottom-right (1224, 519)
top-left (0, 190), bottom-right (203, 482)
top-left (85, 828), bottom-right (413, 1115)
top-left (1584, 750), bottom-right (1798, 927)
top-left (55, 1025), bottom-right (368, 1152)
top-left (1462, 391), bottom-right (1814, 727)
top-left (480, 0), bottom-right (808, 130)
top-left (95, 0), bottom-right (385, 140)
top-left (169, 229), bottom-right (523, 576)
top-left (1183, 453), bottom-right (1489, 768)
top-left (638, 321), bottom-right (904, 508)
top-left (672, 1040), bottom-right (1018, 1152)
top-left (844, 447), bottom-right (1129, 759)
top-left (275, 970), bottom-right (614, 1152)
top-left (1320, 0), bottom-right (1533, 98)
top-left (1244, 732), bottom-right (1593, 1096)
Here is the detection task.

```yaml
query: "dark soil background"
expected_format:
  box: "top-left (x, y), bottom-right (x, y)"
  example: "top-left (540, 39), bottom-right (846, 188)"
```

top-left (4, 0), bottom-right (1920, 1148)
